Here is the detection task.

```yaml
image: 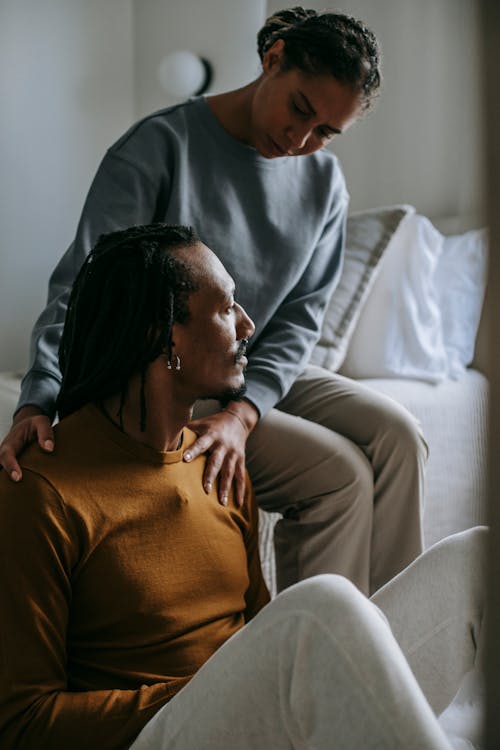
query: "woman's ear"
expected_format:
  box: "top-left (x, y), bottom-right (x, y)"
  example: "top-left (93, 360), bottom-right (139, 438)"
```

top-left (262, 38), bottom-right (286, 75)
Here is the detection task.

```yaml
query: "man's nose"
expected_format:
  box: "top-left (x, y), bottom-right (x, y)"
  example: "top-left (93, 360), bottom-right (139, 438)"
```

top-left (236, 303), bottom-right (255, 340)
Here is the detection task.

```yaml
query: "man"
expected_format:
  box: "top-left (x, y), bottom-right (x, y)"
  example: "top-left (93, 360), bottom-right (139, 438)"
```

top-left (0, 224), bottom-right (485, 749)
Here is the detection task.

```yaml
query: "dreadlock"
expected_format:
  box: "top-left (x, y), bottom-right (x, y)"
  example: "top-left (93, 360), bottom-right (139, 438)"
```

top-left (57, 223), bottom-right (199, 430)
top-left (257, 7), bottom-right (382, 112)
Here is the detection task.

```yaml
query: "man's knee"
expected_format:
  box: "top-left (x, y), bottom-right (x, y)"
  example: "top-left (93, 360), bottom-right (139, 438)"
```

top-left (429, 526), bottom-right (488, 588)
top-left (273, 573), bottom-right (370, 620)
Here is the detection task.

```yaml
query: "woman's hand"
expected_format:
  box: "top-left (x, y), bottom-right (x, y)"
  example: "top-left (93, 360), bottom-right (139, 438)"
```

top-left (0, 406), bottom-right (54, 481)
top-left (185, 400), bottom-right (259, 507)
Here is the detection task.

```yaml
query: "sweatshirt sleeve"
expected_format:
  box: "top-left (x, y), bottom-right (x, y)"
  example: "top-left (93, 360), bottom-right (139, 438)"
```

top-left (0, 471), bottom-right (183, 750)
top-left (243, 187), bottom-right (349, 417)
top-left (17, 135), bottom-right (170, 420)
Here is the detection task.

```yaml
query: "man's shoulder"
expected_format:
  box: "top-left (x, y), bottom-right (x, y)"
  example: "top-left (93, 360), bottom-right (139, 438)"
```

top-left (17, 406), bottom-right (103, 493)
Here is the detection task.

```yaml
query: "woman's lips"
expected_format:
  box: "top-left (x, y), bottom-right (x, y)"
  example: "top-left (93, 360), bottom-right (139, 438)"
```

top-left (267, 136), bottom-right (287, 157)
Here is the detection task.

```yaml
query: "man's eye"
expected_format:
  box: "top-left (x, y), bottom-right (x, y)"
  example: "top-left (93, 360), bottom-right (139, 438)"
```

top-left (318, 128), bottom-right (334, 141)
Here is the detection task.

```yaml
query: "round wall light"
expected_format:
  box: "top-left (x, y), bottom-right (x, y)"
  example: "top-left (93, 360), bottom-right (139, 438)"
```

top-left (157, 50), bottom-right (213, 99)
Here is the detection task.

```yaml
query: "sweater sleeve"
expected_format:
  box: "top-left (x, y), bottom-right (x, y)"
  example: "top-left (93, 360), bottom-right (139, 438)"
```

top-left (243, 188), bottom-right (349, 417)
top-left (17, 143), bottom-right (168, 419)
top-left (0, 471), bottom-right (183, 750)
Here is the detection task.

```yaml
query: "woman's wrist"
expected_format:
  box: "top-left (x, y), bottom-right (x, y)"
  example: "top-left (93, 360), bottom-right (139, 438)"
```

top-left (224, 399), bottom-right (259, 434)
top-left (13, 404), bottom-right (45, 426)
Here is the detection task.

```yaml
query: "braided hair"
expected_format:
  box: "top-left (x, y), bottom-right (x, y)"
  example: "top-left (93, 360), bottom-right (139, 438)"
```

top-left (257, 6), bottom-right (381, 111)
top-left (57, 223), bottom-right (199, 429)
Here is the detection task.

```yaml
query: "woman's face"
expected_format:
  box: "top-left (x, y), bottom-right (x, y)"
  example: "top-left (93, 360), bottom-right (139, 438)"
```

top-left (249, 40), bottom-right (363, 158)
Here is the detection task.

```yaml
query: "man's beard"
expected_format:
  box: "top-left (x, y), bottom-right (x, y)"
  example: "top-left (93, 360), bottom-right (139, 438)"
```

top-left (202, 340), bottom-right (249, 406)
top-left (201, 384), bottom-right (247, 408)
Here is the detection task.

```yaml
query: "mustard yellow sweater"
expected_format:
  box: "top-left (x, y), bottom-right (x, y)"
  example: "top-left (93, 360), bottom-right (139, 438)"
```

top-left (0, 404), bottom-right (269, 749)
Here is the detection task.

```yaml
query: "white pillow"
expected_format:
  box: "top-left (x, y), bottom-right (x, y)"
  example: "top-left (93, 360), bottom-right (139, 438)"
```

top-left (340, 212), bottom-right (449, 383)
top-left (310, 205), bottom-right (412, 370)
top-left (436, 229), bottom-right (488, 378)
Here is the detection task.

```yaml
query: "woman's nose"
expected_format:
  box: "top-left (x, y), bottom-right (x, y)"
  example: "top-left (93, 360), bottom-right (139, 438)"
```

top-left (286, 124), bottom-right (312, 152)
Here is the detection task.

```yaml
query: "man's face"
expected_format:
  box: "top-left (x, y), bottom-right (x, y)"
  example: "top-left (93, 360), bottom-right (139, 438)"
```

top-left (171, 243), bottom-right (255, 402)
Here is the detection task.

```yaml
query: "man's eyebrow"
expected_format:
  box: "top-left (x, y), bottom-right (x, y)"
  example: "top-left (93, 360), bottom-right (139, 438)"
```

top-left (219, 282), bottom-right (235, 302)
top-left (297, 91), bottom-right (342, 135)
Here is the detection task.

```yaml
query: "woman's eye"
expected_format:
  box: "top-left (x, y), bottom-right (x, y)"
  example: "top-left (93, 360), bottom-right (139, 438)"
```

top-left (318, 128), bottom-right (334, 141)
top-left (293, 101), bottom-right (308, 117)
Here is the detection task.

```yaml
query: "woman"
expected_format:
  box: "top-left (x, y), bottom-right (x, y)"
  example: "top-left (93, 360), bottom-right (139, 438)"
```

top-left (0, 7), bottom-right (426, 594)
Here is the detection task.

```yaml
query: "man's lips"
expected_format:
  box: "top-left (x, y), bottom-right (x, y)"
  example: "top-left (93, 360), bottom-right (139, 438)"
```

top-left (235, 340), bottom-right (248, 364)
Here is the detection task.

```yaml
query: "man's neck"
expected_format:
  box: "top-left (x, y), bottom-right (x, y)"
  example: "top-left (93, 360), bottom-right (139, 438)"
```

top-left (101, 368), bottom-right (191, 453)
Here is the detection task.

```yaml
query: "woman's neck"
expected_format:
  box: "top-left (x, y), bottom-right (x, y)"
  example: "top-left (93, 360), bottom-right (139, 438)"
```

top-left (206, 80), bottom-right (259, 146)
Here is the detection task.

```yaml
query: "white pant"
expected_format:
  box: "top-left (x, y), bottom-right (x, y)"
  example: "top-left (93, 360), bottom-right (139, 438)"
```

top-left (129, 527), bottom-right (486, 750)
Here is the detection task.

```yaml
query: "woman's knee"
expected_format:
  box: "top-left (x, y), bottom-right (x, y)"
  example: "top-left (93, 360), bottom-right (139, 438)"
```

top-left (380, 400), bottom-right (429, 465)
top-left (331, 441), bottom-right (374, 506)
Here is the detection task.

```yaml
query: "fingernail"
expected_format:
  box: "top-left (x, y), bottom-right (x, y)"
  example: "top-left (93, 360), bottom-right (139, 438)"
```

top-left (44, 440), bottom-right (54, 451)
top-left (221, 494), bottom-right (228, 506)
top-left (204, 482), bottom-right (212, 493)
top-left (184, 451), bottom-right (192, 462)
top-left (11, 471), bottom-right (20, 482)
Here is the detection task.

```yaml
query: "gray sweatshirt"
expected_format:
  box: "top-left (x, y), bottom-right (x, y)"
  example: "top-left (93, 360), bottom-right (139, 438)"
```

top-left (19, 96), bottom-right (349, 419)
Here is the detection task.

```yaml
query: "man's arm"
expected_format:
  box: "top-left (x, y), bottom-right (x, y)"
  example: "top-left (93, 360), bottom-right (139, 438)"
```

top-left (241, 474), bottom-right (271, 620)
top-left (0, 471), bottom-right (183, 750)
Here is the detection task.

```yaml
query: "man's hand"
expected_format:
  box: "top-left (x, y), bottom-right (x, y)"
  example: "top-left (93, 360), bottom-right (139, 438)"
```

top-left (185, 400), bottom-right (259, 507)
top-left (0, 406), bottom-right (54, 481)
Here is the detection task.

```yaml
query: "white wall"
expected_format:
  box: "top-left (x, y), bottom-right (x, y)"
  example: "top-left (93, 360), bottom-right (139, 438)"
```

top-left (0, 0), bottom-right (134, 371)
top-left (133, 0), bottom-right (266, 116)
top-left (267, 0), bottom-right (483, 220)
top-left (0, 0), bottom-right (266, 373)
top-left (0, 0), bottom-right (483, 373)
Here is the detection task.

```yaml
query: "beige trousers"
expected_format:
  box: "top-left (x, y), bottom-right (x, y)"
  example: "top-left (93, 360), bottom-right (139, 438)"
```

top-left (197, 365), bottom-right (428, 595)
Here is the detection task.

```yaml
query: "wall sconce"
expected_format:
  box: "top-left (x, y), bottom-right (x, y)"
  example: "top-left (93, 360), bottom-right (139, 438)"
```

top-left (157, 51), bottom-right (213, 99)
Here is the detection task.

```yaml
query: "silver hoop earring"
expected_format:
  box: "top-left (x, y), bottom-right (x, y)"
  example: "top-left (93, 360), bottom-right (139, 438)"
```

top-left (167, 355), bottom-right (181, 371)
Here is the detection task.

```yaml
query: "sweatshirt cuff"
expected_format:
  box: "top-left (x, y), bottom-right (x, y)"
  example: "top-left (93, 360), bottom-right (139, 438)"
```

top-left (16, 371), bottom-right (61, 421)
top-left (243, 373), bottom-right (284, 419)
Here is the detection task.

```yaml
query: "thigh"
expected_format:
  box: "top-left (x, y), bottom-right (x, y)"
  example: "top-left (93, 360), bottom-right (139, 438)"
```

top-left (279, 365), bottom-right (426, 453)
top-left (130, 577), bottom-right (451, 750)
top-left (192, 396), bottom-right (372, 517)
top-left (246, 404), bottom-right (372, 514)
